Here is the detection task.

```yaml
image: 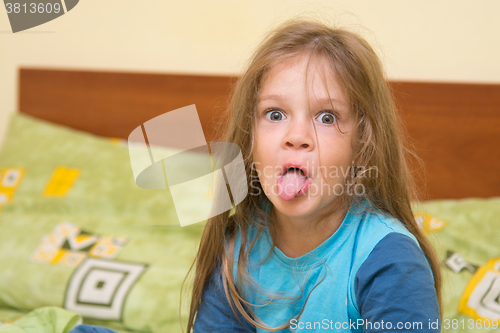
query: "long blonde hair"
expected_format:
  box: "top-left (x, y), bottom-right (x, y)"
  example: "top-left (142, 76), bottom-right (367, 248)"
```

top-left (183, 18), bottom-right (442, 332)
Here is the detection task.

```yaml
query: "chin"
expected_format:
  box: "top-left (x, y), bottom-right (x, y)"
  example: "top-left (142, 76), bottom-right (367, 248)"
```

top-left (271, 194), bottom-right (321, 216)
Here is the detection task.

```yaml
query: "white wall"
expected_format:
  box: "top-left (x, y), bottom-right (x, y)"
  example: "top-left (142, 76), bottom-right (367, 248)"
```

top-left (1, 0), bottom-right (499, 147)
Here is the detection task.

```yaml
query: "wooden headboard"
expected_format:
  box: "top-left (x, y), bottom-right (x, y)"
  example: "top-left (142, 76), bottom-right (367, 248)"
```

top-left (18, 68), bottom-right (500, 201)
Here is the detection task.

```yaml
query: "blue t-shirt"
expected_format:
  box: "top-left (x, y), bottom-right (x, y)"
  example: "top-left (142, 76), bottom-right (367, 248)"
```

top-left (194, 200), bottom-right (440, 332)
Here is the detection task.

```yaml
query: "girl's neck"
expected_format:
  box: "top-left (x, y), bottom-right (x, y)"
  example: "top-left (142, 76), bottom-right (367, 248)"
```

top-left (271, 201), bottom-right (348, 258)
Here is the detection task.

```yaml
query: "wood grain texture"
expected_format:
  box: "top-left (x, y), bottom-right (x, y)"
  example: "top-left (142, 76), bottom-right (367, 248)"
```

top-left (19, 68), bottom-right (237, 143)
top-left (389, 81), bottom-right (500, 200)
top-left (19, 68), bottom-right (500, 200)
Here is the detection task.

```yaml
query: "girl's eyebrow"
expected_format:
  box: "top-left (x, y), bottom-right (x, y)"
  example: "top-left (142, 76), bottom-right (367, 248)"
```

top-left (258, 94), bottom-right (346, 108)
top-left (258, 94), bottom-right (283, 102)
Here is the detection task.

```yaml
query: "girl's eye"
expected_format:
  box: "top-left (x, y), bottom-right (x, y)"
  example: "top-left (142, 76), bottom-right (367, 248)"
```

top-left (265, 109), bottom-right (285, 121)
top-left (317, 112), bottom-right (337, 125)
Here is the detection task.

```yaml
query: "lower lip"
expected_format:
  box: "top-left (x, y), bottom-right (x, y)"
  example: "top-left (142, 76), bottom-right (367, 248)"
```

top-left (295, 178), bottom-right (312, 199)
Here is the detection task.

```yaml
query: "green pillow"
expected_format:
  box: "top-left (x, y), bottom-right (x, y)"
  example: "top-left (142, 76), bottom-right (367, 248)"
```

top-left (0, 112), bottom-right (205, 332)
top-left (1, 113), bottom-right (499, 333)
top-left (0, 307), bottom-right (81, 333)
top-left (413, 198), bottom-right (500, 333)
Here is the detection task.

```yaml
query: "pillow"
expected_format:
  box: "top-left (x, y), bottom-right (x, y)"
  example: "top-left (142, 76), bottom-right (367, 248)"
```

top-left (0, 112), bottom-right (206, 332)
top-left (2, 113), bottom-right (499, 333)
top-left (0, 306), bottom-right (82, 333)
top-left (413, 198), bottom-right (500, 332)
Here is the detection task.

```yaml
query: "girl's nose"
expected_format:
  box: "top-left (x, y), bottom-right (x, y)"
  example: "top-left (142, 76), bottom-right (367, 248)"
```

top-left (283, 117), bottom-right (315, 151)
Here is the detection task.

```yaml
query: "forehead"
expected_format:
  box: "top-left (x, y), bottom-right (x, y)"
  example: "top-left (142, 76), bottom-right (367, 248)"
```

top-left (258, 54), bottom-right (348, 107)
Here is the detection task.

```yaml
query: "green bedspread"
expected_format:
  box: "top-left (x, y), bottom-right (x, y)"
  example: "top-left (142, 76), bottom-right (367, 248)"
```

top-left (0, 112), bottom-right (498, 333)
top-left (0, 307), bottom-right (81, 333)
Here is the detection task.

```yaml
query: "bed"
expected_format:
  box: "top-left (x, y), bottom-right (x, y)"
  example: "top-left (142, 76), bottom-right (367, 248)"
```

top-left (0, 68), bottom-right (499, 333)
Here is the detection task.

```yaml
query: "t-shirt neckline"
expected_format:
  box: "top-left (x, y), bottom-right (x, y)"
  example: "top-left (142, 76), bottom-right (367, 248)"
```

top-left (262, 200), bottom-right (365, 268)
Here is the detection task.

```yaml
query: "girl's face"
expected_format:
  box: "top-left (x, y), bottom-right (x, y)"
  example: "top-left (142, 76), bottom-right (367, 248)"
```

top-left (253, 54), bottom-right (357, 221)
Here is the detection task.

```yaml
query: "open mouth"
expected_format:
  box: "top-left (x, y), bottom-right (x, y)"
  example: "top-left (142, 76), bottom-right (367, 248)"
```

top-left (286, 166), bottom-right (306, 176)
top-left (277, 167), bottom-right (312, 201)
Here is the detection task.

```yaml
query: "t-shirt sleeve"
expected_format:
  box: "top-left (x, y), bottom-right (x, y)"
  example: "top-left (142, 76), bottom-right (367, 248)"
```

top-left (355, 232), bottom-right (440, 332)
top-left (193, 265), bottom-right (256, 333)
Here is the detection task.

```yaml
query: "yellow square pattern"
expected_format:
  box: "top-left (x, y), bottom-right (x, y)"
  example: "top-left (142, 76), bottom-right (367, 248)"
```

top-left (89, 237), bottom-right (121, 259)
top-left (30, 221), bottom-right (128, 267)
top-left (0, 168), bottom-right (25, 212)
top-left (109, 137), bottom-right (121, 145)
top-left (43, 166), bottom-right (80, 197)
top-left (414, 213), bottom-right (447, 235)
top-left (459, 258), bottom-right (500, 322)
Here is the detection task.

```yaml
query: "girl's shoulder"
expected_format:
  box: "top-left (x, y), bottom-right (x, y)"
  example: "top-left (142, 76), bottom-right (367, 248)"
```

top-left (348, 200), bottom-right (433, 279)
top-left (352, 199), bottom-right (419, 248)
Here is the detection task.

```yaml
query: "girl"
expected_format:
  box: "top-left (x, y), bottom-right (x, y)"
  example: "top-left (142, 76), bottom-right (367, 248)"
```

top-left (187, 19), bottom-right (441, 332)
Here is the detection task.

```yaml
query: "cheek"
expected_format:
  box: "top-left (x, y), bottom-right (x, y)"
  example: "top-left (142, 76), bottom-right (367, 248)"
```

top-left (318, 146), bottom-right (354, 184)
top-left (252, 129), bottom-right (265, 162)
top-left (251, 152), bottom-right (270, 186)
top-left (255, 121), bottom-right (282, 148)
top-left (253, 135), bottom-right (275, 165)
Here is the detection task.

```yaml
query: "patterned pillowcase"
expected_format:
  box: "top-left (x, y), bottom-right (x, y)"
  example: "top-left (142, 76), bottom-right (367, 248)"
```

top-left (413, 199), bottom-right (500, 333)
top-left (0, 112), bottom-right (205, 333)
top-left (2, 113), bottom-right (499, 333)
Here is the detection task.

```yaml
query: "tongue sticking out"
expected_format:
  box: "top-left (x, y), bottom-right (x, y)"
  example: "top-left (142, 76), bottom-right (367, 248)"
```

top-left (277, 169), bottom-right (308, 201)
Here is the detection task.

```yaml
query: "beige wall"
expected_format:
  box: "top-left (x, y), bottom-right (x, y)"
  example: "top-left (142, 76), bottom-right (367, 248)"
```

top-left (1, 0), bottom-right (499, 147)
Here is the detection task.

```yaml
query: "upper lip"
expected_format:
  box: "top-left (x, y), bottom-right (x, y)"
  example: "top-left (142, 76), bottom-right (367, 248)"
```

top-left (281, 162), bottom-right (310, 178)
